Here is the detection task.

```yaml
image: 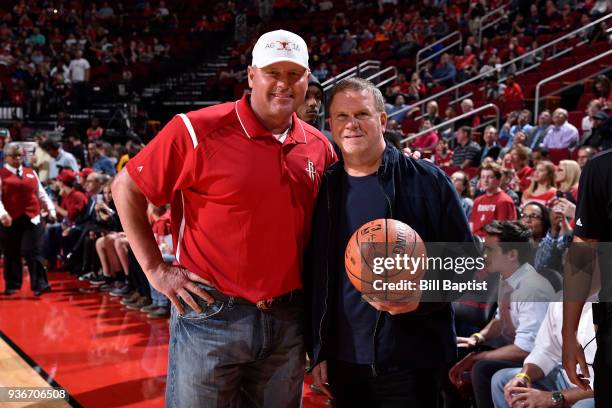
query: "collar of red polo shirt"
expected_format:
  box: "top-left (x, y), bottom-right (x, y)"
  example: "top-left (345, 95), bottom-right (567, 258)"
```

top-left (234, 94), bottom-right (307, 144)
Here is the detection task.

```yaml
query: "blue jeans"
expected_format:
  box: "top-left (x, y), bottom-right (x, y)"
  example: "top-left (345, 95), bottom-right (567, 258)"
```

top-left (165, 286), bottom-right (305, 407)
top-left (149, 254), bottom-right (174, 308)
top-left (492, 367), bottom-right (594, 408)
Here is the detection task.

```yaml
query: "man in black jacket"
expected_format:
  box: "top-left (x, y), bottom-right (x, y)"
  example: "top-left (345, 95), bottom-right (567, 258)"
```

top-left (305, 78), bottom-right (478, 407)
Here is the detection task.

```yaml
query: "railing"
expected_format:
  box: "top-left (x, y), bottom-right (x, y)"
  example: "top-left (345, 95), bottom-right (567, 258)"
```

top-left (389, 13), bottom-right (612, 122)
top-left (321, 60), bottom-right (381, 91)
top-left (478, 5), bottom-right (508, 47)
top-left (534, 48), bottom-right (612, 119)
top-left (416, 31), bottom-right (462, 72)
top-left (366, 66), bottom-right (398, 89)
top-left (400, 103), bottom-right (500, 145)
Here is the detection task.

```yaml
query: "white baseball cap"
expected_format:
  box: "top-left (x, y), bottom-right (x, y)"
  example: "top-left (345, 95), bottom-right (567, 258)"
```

top-left (252, 30), bottom-right (309, 70)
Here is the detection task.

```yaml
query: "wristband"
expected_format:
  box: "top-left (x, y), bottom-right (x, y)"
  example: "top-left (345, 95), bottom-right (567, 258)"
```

top-left (471, 332), bottom-right (485, 344)
top-left (514, 372), bottom-right (531, 384)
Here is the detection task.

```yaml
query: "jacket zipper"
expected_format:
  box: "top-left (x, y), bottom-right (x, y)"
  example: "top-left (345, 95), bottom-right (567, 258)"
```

top-left (318, 181), bottom-right (332, 358)
top-left (371, 168), bottom-right (393, 377)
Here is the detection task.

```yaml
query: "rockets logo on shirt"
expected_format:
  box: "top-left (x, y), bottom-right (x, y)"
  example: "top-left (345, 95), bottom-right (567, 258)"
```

top-left (477, 204), bottom-right (496, 212)
top-left (306, 159), bottom-right (316, 181)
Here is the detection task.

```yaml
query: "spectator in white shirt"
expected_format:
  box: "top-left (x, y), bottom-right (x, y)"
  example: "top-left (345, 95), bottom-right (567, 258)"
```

top-left (156, 1), bottom-right (169, 17)
top-left (449, 221), bottom-right (557, 408)
top-left (41, 140), bottom-right (80, 179)
top-left (491, 299), bottom-right (596, 408)
top-left (581, 100), bottom-right (602, 134)
top-left (68, 50), bottom-right (90, 83)
top-left (541, 108), bottom-right (579, 149)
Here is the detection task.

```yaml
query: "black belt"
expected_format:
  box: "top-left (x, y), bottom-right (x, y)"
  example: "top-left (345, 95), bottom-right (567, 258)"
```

top-left (207, 288), bottom-right (302, 312)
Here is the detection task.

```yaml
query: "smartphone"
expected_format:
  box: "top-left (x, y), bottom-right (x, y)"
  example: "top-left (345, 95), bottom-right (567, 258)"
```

top-left (96, 194), bottom-right (104, 204)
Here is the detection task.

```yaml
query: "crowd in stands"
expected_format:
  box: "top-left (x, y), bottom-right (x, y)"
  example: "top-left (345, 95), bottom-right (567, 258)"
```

top-left (1, 0), bottom-right (612, 407)
top-left (0, 0), bottom-right (236, 121)
top-left (1, 120), bottom-right (174, 317)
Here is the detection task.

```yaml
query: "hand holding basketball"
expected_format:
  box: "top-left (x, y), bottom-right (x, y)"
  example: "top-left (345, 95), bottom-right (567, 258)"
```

top-left (345, 218), bottom-right (426, 313)
top-left (366, 298), bottom-right (420, 314)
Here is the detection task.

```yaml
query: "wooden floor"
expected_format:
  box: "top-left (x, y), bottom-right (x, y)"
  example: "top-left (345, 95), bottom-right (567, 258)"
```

top-left (0, 336), bottom-right (70, 408)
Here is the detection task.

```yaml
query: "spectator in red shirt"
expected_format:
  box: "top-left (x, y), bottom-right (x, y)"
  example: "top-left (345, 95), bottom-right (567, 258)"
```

top-left (470, 162), bottom-right (518, 237)
top-left (86, 117), bottom-right (104, 141)
top-left (502, 74), bottom-right (524, 111)
top-left (55, 169), bottom-right (88, 223)
top-left (455, 45), bottom-right (476, 72)
top-left (509, 145), bottom-right (534, 191)
top-left (521, 161), bottom-right (557, 206)
top-left (411, 118), bottom-right (439, 151)
top-left (433, 138), bottom-right (453, 167)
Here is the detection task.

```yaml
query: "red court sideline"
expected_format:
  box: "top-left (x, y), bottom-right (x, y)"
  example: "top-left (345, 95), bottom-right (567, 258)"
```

top-left (0, 271), bottom-right (329, 407)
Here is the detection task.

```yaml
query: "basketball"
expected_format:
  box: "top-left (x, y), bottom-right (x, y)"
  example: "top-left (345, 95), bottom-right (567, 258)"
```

top-left (345, 218), bottom-right (427, 302)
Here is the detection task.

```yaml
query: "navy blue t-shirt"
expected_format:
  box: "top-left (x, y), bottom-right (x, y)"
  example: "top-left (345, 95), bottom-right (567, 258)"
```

top-left (331, 172), bottom-right (387, 364)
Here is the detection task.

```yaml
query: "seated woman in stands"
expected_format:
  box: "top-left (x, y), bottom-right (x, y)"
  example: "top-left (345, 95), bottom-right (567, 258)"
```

top-left (555, 159), bottom-right (580, 202)
top-left (451, 170), bottom-right (474, 219)
top-left (508, 145), bottom-right (533, 192)
top-left (521, 201), bottom-right (572, 279)
top-left (521, 161), bottom-right (557, 206)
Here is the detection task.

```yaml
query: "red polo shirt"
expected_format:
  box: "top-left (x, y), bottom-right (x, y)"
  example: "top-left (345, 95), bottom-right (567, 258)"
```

top-left (126, 95), bottom-right (336, 303)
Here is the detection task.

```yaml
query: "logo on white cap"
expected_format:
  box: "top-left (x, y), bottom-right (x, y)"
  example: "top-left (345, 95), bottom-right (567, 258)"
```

top-left (252, 30), bottom-right (309, 70)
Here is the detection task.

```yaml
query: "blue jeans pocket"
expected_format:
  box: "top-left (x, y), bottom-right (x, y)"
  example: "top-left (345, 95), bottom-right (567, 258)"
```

top-left (177, 300), bottom-right (225, 321)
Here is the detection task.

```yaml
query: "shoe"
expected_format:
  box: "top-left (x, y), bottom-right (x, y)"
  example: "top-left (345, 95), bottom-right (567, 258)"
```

top-left (3, 289), bottom-right (17, 295)
top-left (110, 286), bottom-right (132, 297)
top-left (89, 276), bottom-right (107, 286)
top-left (147, 307), bottom-right (170, 319)
top-left (120, 292), bottom-right (141, 305)
top-left (140, 303), bottom-right (160, 313)
top-left (78, 271), bottom-right (97, 281)
top-left (99, 283), bottom-right (114, 292)
top-left (34, 286), bottom-right (51, 296)
top-left (126, 297), bottom-right (152, 310)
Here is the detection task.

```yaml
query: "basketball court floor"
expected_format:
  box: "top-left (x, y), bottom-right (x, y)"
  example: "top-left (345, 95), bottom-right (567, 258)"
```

top-left (0, 272), bottom-right (328, 407)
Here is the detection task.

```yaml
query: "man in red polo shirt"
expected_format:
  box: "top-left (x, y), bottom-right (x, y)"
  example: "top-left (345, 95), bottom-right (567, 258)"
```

top-left (112, 30), bottom-right (336, 406)
top-left (470, 163), bottom-right (517, 237)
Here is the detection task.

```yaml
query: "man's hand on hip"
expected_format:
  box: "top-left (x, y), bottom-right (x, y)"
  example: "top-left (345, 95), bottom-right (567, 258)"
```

top-left (148, 263), bottom-right (216, 315)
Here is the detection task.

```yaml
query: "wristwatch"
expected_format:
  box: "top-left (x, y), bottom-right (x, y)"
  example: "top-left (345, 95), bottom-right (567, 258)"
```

top-left (551, 391), bottom-right (565, 407)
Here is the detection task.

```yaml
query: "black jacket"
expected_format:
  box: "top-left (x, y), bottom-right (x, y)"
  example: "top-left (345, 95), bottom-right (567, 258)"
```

top-left (305, 144), bottom-right (477, 371)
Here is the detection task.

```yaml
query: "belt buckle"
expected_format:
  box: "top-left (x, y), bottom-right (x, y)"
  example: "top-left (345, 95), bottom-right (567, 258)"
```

top-left (256, 298), bottom-right (274, 312)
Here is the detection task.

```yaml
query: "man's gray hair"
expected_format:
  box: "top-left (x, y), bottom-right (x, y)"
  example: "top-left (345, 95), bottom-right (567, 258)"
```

top-left (484, 125), bottom-right (497, 134)
top-left (328, 77), bottom-right (385, 113)
top-left (4, 142), bottom-right (23, 156)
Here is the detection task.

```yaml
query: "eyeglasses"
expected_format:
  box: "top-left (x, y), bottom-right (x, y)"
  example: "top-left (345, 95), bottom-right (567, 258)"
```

top-left (520, 214), bottom-right (542, 221)
top-left (7, 153), bottom-right (23, 158)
